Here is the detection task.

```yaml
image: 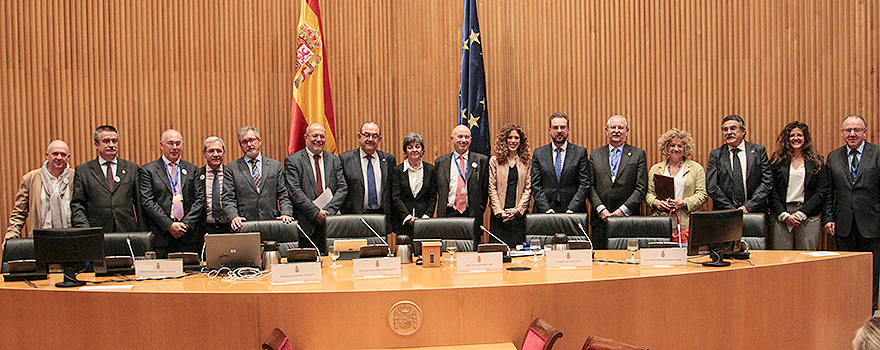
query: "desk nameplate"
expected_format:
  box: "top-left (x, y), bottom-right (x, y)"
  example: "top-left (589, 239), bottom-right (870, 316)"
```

top-left (353, 257), bottom-right (401, 278)
top-left (639, 248), bottom-right (687, 267)
top-left (545, 249), bottom-right (593, 269)
top-left (456, 252), bottom-right (502, 273)
top-left (271, 262), bottom-right (321, 284)
top-left (135, 259), bottom-right (183, 278)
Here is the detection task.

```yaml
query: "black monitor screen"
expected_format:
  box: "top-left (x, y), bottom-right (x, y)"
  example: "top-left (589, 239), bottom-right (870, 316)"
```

top-left (687, 209), bottom-right (743, 266)
top-left (33, 227), bottom-right (105, 287)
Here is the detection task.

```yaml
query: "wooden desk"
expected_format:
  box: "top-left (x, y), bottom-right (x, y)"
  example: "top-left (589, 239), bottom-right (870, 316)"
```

top-left (358, 342), bottom-right (517, 350)
top-left (0, 251), bottom-right (871, 350)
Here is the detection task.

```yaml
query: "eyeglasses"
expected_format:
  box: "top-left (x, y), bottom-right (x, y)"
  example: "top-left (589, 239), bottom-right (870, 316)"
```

top-left (239, 138), bottom-right (260, 145)
top-left (841, 128), bottom-right (866, 134)
top-left (307, 133), bottom-right (326, 139)
top-left (359, 132), bottom-right (381, 139)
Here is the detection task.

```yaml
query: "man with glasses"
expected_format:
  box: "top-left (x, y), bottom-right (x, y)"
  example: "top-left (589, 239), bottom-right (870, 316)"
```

top-left (589, 115), bottom-right (648, 249)
top-left (222, 126), bottom-right (293, 231)
top-left (286, 123), bottom-right (347, 253)
top-left (199, 136), bottom-right (230, 234)
top-left (824, 115), bottom-right (880, 309)
top-left (706, 114), bottom-right (773, 213)
top-left (340, 122), bottom-right (396, 224)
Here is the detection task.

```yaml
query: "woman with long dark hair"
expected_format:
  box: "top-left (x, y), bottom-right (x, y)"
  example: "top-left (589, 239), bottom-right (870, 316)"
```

top-left (488, 124), bottom-right (532, 247)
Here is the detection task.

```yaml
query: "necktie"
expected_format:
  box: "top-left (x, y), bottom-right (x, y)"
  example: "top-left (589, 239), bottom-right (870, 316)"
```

top-left (314, 154), bottom-right (323, 197)
top-left (554, 148), bottom-right (563, 202)
top-left (454, 156), bottom-right (467, 214)
top-left (731, 148), bottom-right (746, 206)
top-left (250, 158), bottom-right (261, 192)
top-left (105, 161), bottom-right (115, 191)
top-left (169, 163), bottom-right (184, 221)
top-left (851, 149), bottom-right (861, 179)
top-left (366, 154), bottom-right (379, 209)
top-left (211, 169), bottom-right (221, 220)
top-left (610, 147), bottom-right (621, 181)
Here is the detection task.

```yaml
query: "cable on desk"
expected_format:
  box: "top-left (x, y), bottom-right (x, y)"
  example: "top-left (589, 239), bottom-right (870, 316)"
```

top-left (205, 266), bottom-right (268, 282)
top-left (592, 259), bottom-right (639, 265)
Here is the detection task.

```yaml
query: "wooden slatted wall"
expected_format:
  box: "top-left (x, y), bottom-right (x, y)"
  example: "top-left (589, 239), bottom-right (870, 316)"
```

top-left (0, 0), bottom-right (877, 233)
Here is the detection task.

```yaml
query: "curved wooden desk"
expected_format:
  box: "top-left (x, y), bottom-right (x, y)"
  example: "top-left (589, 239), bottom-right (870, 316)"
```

top-left (0, 251), bottom-right (871, 350)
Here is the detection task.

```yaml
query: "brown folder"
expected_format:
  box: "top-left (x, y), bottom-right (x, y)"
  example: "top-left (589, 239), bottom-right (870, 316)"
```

top-left (654, 174), bottom-right (674, 200)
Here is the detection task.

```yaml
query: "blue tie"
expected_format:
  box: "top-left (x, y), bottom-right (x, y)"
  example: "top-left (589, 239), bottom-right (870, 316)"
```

top-left (554, 147), bottom-right (563, 182)
top-left (851, 149), bottom-right (861, 179)
top-left (610, 147), bottom-right (621, 181)
top-left (366, 154), bottom-right (378, 209)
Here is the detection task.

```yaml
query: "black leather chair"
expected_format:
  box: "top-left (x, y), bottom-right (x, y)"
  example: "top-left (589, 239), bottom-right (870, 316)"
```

top-left (412, 217), bottom-right (477, 253)
top-left (1, 238), bottom-right (34, 273)
top-left (606, 216), bottom-right (673, 249)
top-left (237, 220), bottom-right (301, 258)
top-left (103, 232), bottom-right (154, 257)
top-left (325, 215), bottom-right (387, 252)
top-left (525, 213), bottom-right (590, 247)
top-left (742, 213), bottom-right (768, 250)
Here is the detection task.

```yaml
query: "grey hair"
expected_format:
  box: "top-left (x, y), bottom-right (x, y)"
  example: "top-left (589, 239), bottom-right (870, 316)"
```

top-left (203, 136), bottom-right (225, 152)
top-left (606, 115), bottom-right (628, 128)
top-left (237, 126), bottom-right (260, 141)
top-left (402, 132), bottom-right (425, 153)
top-left (843, 115), bottom-right (867, 129)
top-left (93, 125), bottom-right (118, 143)
top-left (161, 129), bottom-right (182, 143)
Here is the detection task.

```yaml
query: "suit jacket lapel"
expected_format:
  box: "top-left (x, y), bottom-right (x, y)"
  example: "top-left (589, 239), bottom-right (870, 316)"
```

top-left (596, 145), bottom-right (612, 178)
top-left (89, 159), bottom-right (112, 192)
top-left (855, 144), bottom-right (872, 184)
top-left (617, 144), bottom-right (632, 176)
top-left (719, 146), bottom-right (734, 180)
top-left (239, 157), bottom-right (259, 192)
top-left (157, 159), bottom-right (173, 193)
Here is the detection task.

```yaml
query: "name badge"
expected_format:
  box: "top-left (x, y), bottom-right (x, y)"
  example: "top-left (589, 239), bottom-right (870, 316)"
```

top-left (352, 257), bottom-right (401, 278)
top-left (545, 249), bottom-right (593, 269)
top-left (456, 252), bottom-right (503, 273)
top-left (271, 262), bottom-right (321, 284)
top-left (135, 259), bottom-right (183, 278)
top-left (639, 248), bottom-right (687, 267)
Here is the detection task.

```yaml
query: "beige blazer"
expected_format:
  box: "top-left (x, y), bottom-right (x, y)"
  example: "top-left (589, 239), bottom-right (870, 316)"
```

top-left (6, 168), bottom-right (75, 239)
top-left (645, 158), bottom-right (707, 231)
top-left (489, 156), bottom-right (532, 216)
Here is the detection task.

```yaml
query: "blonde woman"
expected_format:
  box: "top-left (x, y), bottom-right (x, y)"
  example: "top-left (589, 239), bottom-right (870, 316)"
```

top-left (646, 128), bottom-right (708, 235)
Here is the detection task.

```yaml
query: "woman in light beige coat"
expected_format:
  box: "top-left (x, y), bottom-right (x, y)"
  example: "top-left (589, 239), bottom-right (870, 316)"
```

top-left (646, 129), bottom-right (708, 235)
top-left (488, 124), bottom-right (532, 247)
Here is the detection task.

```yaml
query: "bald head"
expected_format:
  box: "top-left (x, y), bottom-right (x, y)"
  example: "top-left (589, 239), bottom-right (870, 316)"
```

top-left (160, 129), bottom-right (183, 163)
top-left (450, 125), bottom-right (472, 154)
top-left (45, 140), bottom-right (71, 175)
top-left (305, 123), bottom-right (327, 154)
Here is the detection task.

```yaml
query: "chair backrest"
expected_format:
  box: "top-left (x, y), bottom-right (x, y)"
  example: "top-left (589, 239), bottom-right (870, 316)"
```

top-left (412, 217), bottom-right (476, 252)
top-left (237, 220), bottom-right (301, 257)
top-left (742, 213), bottom-right (767, 250)
top-left (325, 215), bottom-right (387, 252)
top-left (1, 238), bottom-right (34, 273)
top-left (606, 216), bottom-right (672, 249)
top-left (103, 232), bottom-right (154, 257)
top-left (522, 318), bottom-right (563, 350)
top-left (525, 213), bottom-right (590, 247)
top-left (262, 327), bottom-right (293, 350)
top-left (582, 335), bottom-right (647, 350)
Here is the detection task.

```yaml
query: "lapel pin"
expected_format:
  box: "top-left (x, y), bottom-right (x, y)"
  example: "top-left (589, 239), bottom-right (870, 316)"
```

top-left (121, 169), bottom-right (126, 174)
top-left (63, 178), bottom-right (69, 184)
top-left (114, 176), bottom-right (121, 182)
top-left (628, 152), bottom-right (632, 156)
top-left (471, 162), bottom-right (478, 168)
top-left (182, 169), bottom-right (188, 175)
top-left (199, 174), bottom-right (206, 180)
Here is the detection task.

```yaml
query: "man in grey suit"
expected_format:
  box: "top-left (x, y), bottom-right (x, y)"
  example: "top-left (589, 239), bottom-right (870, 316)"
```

top-left (286, 123), bottom-right (347, 253)
top-left (706, 115), bottom-right (773, 213)
top-left (222, 126), bottom-right (293, 231)
top-left (340, 122), bottom-right (396, 234)
top-left (139, 129), bottom-right (205, 258)
top-left (531, 112), bottom-right (592, 214)
top-left (824, 115), bottom-right (880, 309)
top-left (435, 125), bottom-right (489, 242)
top-left (71, 125), bottom-right (143, 232)
top-left (589, 115), bottom-right (648, 249)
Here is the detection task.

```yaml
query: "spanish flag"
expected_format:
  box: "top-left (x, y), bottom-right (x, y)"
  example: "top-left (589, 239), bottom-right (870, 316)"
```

top-left (288, 0), bottom-right (337, 155)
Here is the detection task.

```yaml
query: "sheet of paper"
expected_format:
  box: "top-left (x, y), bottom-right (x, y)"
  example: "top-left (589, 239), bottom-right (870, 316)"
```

top-left (313, 189), bottom-right (333, 208)
top-left (79, 285), bottom-right (134, 291)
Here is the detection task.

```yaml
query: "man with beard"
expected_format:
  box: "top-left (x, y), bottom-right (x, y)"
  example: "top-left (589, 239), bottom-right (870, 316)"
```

top-left (222, 126), bottom-right (293, 231)
top-left (139, 129), bottom-right (205, 258)
top-left (5, 140), bottom-right (75, 242)
top-left (589, 115), bottom-right (648, 249)
top-left (71, 125), bottom-right (143, 232)
top-left (531, 112), bottom-right (592, 214)
top-left (706, 114), bottom-right (773, 213)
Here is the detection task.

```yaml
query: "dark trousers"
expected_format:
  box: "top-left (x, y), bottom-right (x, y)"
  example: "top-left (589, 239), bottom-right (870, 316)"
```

top-left (589, 217), bottom-right (609, 250)
top-left (203, 222), bottom-right (232, 235)
top-left (156, 239), bottom-right (201, 259)
top-left (835, 218), bottom-right (880, 309)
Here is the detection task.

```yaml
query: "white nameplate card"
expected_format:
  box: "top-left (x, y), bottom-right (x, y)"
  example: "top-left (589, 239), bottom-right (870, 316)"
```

top-left (352, 257), bottom-right (401, 278)
top-left (456, 252), bottom-right (503, 273)
top-left (545, 249), bottom-right (593, 269)
top-left (271, 262), bottom-right (322, 284)
top-left (135, 259), bottom-right (183, 278)
top-left (639, 248), bottom-right (687, 267)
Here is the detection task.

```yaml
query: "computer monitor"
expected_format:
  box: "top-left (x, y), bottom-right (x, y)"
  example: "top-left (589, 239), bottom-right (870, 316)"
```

top-left (687, 209), bottom-right (743, 267)
top-left (33, 227), bottom-right (106, 288)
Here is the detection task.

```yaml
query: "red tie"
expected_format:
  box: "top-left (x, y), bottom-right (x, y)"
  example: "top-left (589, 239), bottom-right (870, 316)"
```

top-left (314, 154), bottom-right (323, 197)
top-left (454, 156), bottom-right (467, 214)
top-left (105, 161), bottom-right (115, 191)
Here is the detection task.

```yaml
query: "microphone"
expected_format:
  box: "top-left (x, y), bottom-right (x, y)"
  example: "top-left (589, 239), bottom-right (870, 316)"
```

top-left (360, 218), bottom-right (388, 245)
top-left (577, 223), bottom-right (595, 249)
top-left (479, 225), bottom-right (510, 252)
top-left (296, 224), bottom-right (324, 263)
top-left (126, 238), bottom-right (136, 262)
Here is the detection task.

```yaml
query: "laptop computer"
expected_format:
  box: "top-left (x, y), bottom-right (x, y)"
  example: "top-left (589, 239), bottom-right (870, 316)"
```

top-left (204, 232), bottom-right (262, 269)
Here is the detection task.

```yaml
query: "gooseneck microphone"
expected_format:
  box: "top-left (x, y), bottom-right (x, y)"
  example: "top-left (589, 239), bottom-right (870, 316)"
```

top-left (576, 223), bottom-right (595, 249)
top-left (296, 224), bottom-right (323, 262)
top-left (126, 238), bottom-right (136, 261)
top-left (479, 225), bottom-right (511, 252)
top-left (360, 218), bottom-right (388, 245)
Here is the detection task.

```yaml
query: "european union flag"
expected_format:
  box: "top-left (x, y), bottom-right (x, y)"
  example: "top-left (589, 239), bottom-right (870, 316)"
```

top-left (458, 0), bottom-right (490, 156)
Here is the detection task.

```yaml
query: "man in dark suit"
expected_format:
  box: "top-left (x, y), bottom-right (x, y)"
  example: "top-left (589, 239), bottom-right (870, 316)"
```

top-left (706, 115), bottom-right (773, 213)
top-left (339, 122), bottom-right (396, 232)
top-left (390, 132), bottom-right (438, 237)
top-left (222, 126), bottom-right (293, 231)
top-left (198, 136), bottom-right (230, 235)
top-left (139, 129), bottom-right (205, 258)
top-left (824, 114), bottom-right (880, 309)
top-left (531, 112), bottom-right (592, 214)
top-left (71, 125), bottom-right (143, 232)
top-left (589, 115), bottom-right (648, 249)
top-left (435, 125), bottom-right (489, 244)
top-left (286, 123), bottom-right (347, 252)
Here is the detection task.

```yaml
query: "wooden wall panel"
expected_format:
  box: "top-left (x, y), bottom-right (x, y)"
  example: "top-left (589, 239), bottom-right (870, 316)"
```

top-left (0, 0), bottom-right (877, 236)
